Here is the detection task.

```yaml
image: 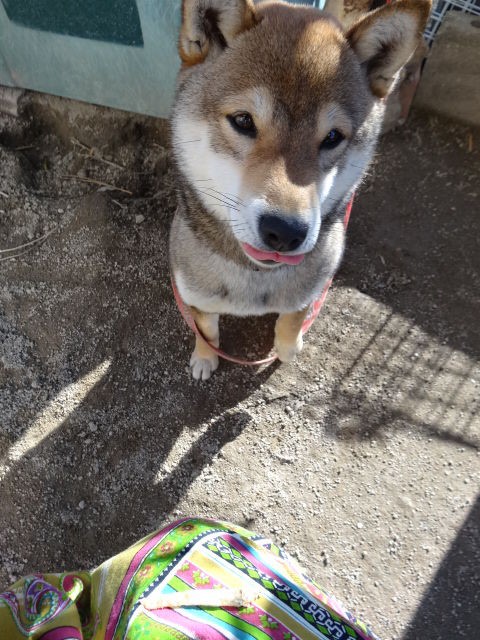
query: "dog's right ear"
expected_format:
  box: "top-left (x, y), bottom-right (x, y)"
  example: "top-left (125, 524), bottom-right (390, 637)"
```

top-left (346, 0), bottom-right (432, 97)
top-left (179, 0), bottom-right (258, 66)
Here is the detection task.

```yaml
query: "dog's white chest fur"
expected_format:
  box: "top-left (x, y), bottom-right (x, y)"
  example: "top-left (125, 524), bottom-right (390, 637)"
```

top-left (175, 264), bottom-right (305, 316)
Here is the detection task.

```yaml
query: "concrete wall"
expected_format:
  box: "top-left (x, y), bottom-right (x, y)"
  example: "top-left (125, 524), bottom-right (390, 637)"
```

top-left (414, 12), bottom-right (480, 127)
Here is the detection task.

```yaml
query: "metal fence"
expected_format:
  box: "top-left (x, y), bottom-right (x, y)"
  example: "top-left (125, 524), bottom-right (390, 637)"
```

top-left (424, 0), bottom-right (480, 43)
top-left (300, 0), bottom-right (480, 45)
top-left (425, 0), bottom-right (480, 44)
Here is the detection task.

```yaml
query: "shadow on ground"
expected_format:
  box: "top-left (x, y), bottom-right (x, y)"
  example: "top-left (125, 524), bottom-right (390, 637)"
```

top-left (317, 112), bottom-right (480, 448)
top-left (340, 113), bottom-right (480, 361)
top-left (404, 494), bottom-right (480, 639)
top-left (0, 111), bottom-right (279, 576)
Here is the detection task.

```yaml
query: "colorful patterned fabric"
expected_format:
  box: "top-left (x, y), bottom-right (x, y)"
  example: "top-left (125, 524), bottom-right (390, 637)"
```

top-left (0, 518), bottom-right (379, 640)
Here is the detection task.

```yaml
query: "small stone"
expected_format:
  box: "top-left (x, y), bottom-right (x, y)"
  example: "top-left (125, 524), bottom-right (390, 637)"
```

top-left (78, 500), bottom-right (86, 510)
top-left (357, 522), bottom-right (364, 529)
top-left (88, 422), bottom-right (97, 433)
top-left (135, 214), bottom-right (145, 224)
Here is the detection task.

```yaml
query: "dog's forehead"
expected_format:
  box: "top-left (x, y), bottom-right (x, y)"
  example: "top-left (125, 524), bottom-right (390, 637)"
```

top-left (221, 6), bottom-right (353, 112)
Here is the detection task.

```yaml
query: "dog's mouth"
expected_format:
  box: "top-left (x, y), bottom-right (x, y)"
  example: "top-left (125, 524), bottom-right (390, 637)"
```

top-left (241, 242), bottom-right (305, 266)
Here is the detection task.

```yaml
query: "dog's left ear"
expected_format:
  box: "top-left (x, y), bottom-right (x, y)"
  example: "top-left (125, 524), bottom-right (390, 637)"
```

top-left (179, 0), bottom-right (257, 66)
top-left (346, 0), bottom-right (432, 98)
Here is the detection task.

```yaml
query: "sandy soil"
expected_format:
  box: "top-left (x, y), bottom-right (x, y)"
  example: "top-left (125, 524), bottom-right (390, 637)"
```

top-left (0, 100), bottom-right (479, 640)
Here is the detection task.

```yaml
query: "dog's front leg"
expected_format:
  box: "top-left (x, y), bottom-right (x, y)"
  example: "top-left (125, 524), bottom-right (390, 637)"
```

top-left (275, 309), bottom-right (308, 363)
top-left (189, 307), bottom-right (220, 380)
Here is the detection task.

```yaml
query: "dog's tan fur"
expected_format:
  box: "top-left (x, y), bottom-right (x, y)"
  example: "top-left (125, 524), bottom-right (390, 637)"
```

top-left (170, 0), bottom-right (431, 379)
top-left (325, 0), bottom-right (375, 26)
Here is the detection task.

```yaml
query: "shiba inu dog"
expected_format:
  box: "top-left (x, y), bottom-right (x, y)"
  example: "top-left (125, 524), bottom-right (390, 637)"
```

top-left (169, 0), bottom-right (431, 380)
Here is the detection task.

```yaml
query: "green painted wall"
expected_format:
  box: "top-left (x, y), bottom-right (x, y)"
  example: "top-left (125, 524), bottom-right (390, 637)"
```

top-left (0, 1), bottom-right (325, 118)
top-left (0, 0), bottom-right (180, 117)
top-left (1, 0), bottom-right (144, 46)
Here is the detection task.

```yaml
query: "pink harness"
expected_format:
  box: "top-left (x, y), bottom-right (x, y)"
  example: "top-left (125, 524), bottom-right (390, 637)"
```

top-left (172, 196), bottom-right (354, 366)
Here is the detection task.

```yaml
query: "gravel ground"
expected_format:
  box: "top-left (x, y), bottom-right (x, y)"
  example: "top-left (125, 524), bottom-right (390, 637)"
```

top-left (0, 101), bottom-right (479, 640)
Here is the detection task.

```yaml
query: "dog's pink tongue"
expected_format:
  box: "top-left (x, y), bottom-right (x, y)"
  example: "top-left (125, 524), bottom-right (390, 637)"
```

top-left (242, 243), bottom-right (305, 265)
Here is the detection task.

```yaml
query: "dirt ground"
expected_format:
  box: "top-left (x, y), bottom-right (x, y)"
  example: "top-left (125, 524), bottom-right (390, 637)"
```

top-left (0, 98), bottom-right (479, 640)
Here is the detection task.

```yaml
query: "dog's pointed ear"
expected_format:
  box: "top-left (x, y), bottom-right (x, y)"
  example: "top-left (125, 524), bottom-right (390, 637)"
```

top-left (179, 0), bottom-right (258, 66)
top-left (346, 0), bottom-right (432, 98)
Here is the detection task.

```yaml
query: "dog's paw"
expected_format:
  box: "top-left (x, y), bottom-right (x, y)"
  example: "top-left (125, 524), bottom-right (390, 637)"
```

top-left (190, 351), bottom-right (219, 380)
top-left (275, 334), bottom-right (304, 363)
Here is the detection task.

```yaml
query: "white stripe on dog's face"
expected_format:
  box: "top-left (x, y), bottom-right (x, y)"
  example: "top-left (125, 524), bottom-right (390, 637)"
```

top-left (172, 113), bottom-right (252, 243)
top-left (172, 114), bottom-right (258, 247)
top-left (172, 114), bottom-right (242, 210)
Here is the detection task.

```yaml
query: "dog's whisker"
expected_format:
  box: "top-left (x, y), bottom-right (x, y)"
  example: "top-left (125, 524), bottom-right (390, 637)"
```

top-left (193, 181), bottom-right (244, 204)
top-left (201, 212), bottom-right (245, 227)
top-left (174, 138), bottom-right (201, 144)
top-left (223, 191), bottom-right (245, 205)
top-left (202, 187), bottom-right (243, 206)
top-left (197, 190), bottom-right (240, 212)
top-left (197, 187), bottom-right (237, 203)
top-left (210, 189), bottom-right (244, 206)
top-left (199, 198), bottom-right (239, 213)
top-left (207, 215), bottom-right (247, 232)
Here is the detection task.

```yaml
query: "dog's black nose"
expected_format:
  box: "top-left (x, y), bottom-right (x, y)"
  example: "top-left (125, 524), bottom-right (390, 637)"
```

top-left (259, 214), bottom-right (308, 252)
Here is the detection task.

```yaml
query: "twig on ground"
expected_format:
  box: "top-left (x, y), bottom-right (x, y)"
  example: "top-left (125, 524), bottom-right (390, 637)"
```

top-left (467, 133), bottom-right (474, 153)
top-left (111, 198), bottom-right (128, 209)
top-left (71, 138), bottom-right (126, 170)
top-left (0, 224), bottom-right (59, 262)
top-left (0, 225), bottom-right (59, 256)
top-left (61, 174), bottom-right (133, 195)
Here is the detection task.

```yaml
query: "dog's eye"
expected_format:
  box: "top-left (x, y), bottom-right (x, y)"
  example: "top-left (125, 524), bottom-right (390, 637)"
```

top-left (320, 129), bottom-right (345, 150)
top-left (227, 112), bottom-right (257, 138)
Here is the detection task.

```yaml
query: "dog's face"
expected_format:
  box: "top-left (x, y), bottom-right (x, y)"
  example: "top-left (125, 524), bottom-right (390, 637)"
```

top-left (172, 0), bottom-right (431, 267)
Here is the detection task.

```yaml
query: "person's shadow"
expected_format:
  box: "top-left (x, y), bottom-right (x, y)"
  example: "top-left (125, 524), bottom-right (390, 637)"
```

top-left (0, 147), bottom-right (278, 584)
top-left (403, 495), bottom-right (480, 640)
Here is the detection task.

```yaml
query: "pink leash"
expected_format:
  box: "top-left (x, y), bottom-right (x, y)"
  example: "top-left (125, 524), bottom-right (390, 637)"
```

top-left (172, 195), bottom-right (354, 366)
